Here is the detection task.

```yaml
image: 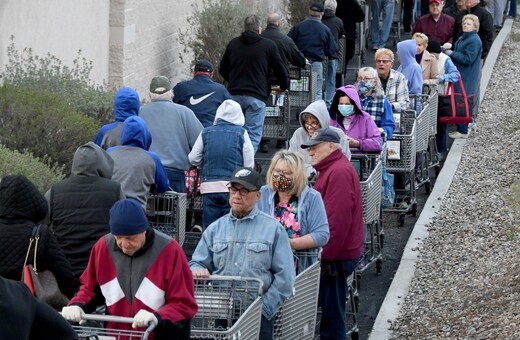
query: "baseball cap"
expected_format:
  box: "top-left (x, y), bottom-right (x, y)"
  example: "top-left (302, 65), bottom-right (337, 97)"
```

top-left (229, 167), bottom-right (262, 191)
top-left (429, 0), bottom-right (443, 4)
top-left (301, 127), bottom-right (341, 149)
top-left (310, 2), bottom-right (325, 12)
top-left (149, 76), bottom-right (172, 94)
top-left (194, 60), bottom-right (214, 73)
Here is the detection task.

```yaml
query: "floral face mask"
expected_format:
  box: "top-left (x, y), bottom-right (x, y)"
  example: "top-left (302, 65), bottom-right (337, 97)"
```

top-left (272, 174), bottom-right (294, 192)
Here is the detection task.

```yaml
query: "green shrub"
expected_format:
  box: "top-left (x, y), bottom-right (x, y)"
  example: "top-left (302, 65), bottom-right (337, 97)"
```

top-left (1, 37), bottom-right (115, 125)
top-left (178, 0), bottom-right (268, 84)
top-left (283, 0), bottom-right (314, 26)
top-left (0, 145), bottom-right (64, 192)
top-left (0, 85), bottom-right (99, 173)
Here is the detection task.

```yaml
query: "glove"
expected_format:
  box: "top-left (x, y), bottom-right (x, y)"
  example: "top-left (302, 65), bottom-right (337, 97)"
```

top-left (442, 42), bottom-right (452, 52)
top-left (132, 309), bottom-right (158, 328)
top-left (61, 305), bottom-right (84, 323)
top-left (444, 49), bottom-right (453, 56)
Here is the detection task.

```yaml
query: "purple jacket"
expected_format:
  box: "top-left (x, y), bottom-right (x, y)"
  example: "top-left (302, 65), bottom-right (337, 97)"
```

top-left (329, 85), bottom-right (383, 153)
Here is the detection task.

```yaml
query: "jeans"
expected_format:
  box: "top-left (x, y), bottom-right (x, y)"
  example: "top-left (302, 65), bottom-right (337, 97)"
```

top-left (311, 61), bottom-right (324, 102)
top-left (325, 59), bottom-right (338, 109)
top-left (371, 0), bottom-right (395, 47)
top-left (402, 0), bottom-right (415, 32)
top-left (436, 120), bottom-right (448, 153)
top-left (509, 0), bottom-right (517, 16)
top-left (259, 315), bottom-right (275, 340)
top-left (472, 59), bottom-right (483, 118)
top-left (457, 123), bottom-right (468, 134)
top-left (165, 167), bottom-right (185, 193)
top-left (233, 95), bottom-right (266, 153)
top-left (319, 257), bottom-right (362, 340)
top-left (202, 192), bottom-right (230, 229)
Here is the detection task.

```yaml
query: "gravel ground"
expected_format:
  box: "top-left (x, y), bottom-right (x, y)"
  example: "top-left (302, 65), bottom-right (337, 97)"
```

top-left (389, 21), bottom-right (520, 339)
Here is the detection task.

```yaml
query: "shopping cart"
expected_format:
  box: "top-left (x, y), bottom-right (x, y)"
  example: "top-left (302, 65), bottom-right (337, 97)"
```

top-left (263, 89), bottom-right (290, 144)
top-left (146, 191), bottom-right (186, 245)
top-left (191, 275), bottom-right (264, 339)
top-left (183, 167), bottom-right (203, 258)
top-left (288, 65), bottom-right (317, 122)
top-left (424, 85), bottom-right (440, 176)
top-left (72, 313), bottom-right (156, 340)
top-left (274, 251), bottom-right (321, 340)
top-left (410, 94), bottom-right (432, 194)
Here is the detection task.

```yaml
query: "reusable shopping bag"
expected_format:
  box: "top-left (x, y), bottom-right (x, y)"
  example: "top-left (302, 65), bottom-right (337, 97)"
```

top-left (438, 73), bottom-right (474, 125)
top-left (21, 225), bottom-right (69, 310)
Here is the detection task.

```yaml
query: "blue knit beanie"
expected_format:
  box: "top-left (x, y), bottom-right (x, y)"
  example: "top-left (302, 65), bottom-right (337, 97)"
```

top-left (109, 199), bottom-right (149, 235)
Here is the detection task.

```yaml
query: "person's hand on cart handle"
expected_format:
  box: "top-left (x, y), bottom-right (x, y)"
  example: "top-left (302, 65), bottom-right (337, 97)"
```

top-left (61, 305), bottom-right (86, 324)
top-left (192, 268), bottom-right (210, 279)
top-left (132, 310), bottom-right (158, 329)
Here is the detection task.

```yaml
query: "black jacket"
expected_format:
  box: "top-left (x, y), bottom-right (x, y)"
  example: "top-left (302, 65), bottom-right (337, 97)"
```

top-left (453, 4), bottom-right (493, 58)
top-left (261, 24), bottom-right (306, 69)
top-left (0, 175), bottom-right (74, 298)
top-left (321, 10), bottom-right (345, 60)
top-left (0, 277), bottom-right (77, 339)
top-left (219, 30), bottom-right (289, 102)
top-left (336, 0), bottom-right (365, 62)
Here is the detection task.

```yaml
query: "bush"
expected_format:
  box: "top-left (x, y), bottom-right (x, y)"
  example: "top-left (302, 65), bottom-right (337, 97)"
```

top-left (1, 37), bottom-right (115, 125)
top-left (0, 85), bottom-right (99, 173)
top-left (0, 145), bottom-right (64, 192)
top-left (178, 0), bottom-right (268, 84)
top-left (283, 0), bottom-right (314, 26)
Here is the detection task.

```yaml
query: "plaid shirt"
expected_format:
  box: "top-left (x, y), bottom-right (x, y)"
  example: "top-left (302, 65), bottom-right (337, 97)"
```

top-left (360, 94), bottom-right (396, 139)
top-left (382, 69), bottom-right (410, 112)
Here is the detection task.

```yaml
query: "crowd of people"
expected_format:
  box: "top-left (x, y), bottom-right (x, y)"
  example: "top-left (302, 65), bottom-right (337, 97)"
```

top-left (0, 0), bottom-right (505, 338)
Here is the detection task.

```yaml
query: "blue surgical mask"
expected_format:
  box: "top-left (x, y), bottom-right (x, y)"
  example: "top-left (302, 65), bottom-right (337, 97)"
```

top-left (338, 104), bottom-right (355, 117)
top-left (358, 80), bottom-right (375, 95)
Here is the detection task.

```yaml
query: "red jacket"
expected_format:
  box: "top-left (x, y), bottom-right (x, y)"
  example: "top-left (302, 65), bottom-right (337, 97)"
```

top-left (70, 230), bottom-right (197, 339)
top-left (413, 13), bottom-right (455, 44)
top-left (313, 149), bottom-right (364, 261)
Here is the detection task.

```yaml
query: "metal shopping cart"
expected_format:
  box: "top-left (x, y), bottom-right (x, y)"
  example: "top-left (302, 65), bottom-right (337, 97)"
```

top-left (72, 314), bottom-right (156, 340)
top-left (263, 89), bottom-right (290, 145)
top-left (424, 85), bottom-right (440, 176)
top-left (274, 251), bottom-right (321, 340)
top-left (191, 276), bottom-right (264, 339)
top-left (411, 94), bottom-right (432, 194)
top-left (146, 191), bottom-right (186, 246)
top-left (288, 66), bottom-right (317, 122)
top-left (183, 167), bottom-right (203, 258)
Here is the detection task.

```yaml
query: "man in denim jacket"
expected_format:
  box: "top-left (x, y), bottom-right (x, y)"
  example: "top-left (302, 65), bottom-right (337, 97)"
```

top-left (190, 167), bottom-right (295, 340)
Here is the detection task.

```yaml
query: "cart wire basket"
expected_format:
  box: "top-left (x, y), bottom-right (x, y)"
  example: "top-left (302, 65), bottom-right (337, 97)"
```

top-left (71, 313), bottom-right (156, 340)
top-left (191, 275), bottom-right (264, 339)
top-left (146, 191), bottom-right (186, 246)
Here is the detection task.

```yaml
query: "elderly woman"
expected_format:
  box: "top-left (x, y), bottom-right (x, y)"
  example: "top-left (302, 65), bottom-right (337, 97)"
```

top-left (446, 14), bottom-right (483, 139)
top-left (356, 67), bottom-right (396, 139)
top-left (0, 175), bottom-right (74, 300)
top-left (289, 100), bottom-right (351, 177)
top-left (329, 85), bottom-right (383, 152)
top-left (412, 32), bottom-right (439, 85)
top-left (257, 150), bottom-right (329, 273)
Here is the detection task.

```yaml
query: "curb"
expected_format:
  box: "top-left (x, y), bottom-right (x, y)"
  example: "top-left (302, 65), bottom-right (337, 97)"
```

top-left (368, 18), bottom-right (513, 340)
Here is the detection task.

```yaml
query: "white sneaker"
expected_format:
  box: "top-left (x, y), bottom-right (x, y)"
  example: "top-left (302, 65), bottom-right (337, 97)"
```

top-left (448, 131), bottom-right (468, 139)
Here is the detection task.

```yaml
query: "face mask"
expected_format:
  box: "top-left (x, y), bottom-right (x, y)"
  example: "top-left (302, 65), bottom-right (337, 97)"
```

top-left (358, 80), bottom-right (375, 95)
top-left (272, 174), bottom-right (293, 192)
top-left (338, 104), bottom-right (355, 117)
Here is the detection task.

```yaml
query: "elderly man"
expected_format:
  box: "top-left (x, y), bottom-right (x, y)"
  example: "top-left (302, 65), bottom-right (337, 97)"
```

top-left (220, 15), bottom-right (289, 153)
top-left (190, 167), bottom-right (295, 340)
top-left (62, 199), bottom-right (198, 339)
top-left (374, 48), bottom-right (410, 112)
top-left (173, 60), bottom-right (232, 128)
top-left (288, 2), bottom-right (337, 102)
top-left (413, 0), bottom-right (455, 45)
top-left (140, 75), bottom-right (203, 192)
top-left (301, 128), bottom-right (364, 340)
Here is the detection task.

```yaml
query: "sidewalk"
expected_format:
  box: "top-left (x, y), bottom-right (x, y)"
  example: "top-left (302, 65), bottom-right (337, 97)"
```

top-left (368, 18), bottom-right (514, 340)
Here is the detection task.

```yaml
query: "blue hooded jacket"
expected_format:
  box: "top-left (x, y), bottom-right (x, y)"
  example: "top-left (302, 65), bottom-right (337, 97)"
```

top-left (94, 87), bottom-right (140, 149)
top-left (397, 40), bottom-right (423, 96)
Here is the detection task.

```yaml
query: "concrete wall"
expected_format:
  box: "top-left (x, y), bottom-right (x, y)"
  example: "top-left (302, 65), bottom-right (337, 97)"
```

top-left (0, 0), bottom-right (110, 86)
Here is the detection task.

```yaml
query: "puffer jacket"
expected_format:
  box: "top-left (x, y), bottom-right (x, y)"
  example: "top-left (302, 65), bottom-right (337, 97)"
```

top-left (0, 175), bottom-right (74, 298)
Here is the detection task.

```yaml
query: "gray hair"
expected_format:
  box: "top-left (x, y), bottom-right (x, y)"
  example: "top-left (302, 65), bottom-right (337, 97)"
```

top-left (244, 15), bottom-right (261, 32)
top-left (324, 0), bottom-right (338, 11)
top-left (267, 12), bottom-right (281, 25)
top-left (358, 67), bottom-right (385, 97)
top-left (151, 91), bottom-right (173, 101)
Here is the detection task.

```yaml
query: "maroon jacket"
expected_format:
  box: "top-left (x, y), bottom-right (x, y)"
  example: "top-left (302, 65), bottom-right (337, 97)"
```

top-left (313, 149), bottom-right (364, 261)
top-left (413, 13), bottom-right (455, 44)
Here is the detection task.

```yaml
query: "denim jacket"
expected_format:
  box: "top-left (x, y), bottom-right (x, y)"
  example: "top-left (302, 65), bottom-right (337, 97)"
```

top-left (189, 207), bottom-right (295, 320)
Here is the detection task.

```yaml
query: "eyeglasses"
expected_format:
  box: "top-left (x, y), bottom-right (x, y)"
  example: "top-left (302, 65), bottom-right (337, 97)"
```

top-left (228, 185), bottom-right (256, 196)
top-left (375, 59), bottom-right (392, 64)
top-left (273, 169), bottom-right (293, 177)
top-left (304, 121), bottom-right (320, 129)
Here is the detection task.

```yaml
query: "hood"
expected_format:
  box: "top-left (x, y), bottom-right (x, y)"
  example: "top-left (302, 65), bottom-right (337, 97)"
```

top-left (330, 85), bottom-right (365, 118)
top-left (121, 116), bottom-right (152, 150)
top-left (0, 175), bottom-right (48, 223)
top-left (397, 39), bottom-right (419, 70)
top-left (114, 87), bottom-right (140, 122)
top-left (322, 10), bottom-right (336, 19)
top-left (71, 141), bottom-right (114, 178)
top-left (214, 99), bottom-right (245, 126)
top-left (239, 30), bottom-right (263, 45)
top-left (299, 100), bottom-right (331, 129)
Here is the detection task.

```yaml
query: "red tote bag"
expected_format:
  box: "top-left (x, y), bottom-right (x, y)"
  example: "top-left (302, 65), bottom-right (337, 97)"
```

top-left (438, 72), bottom-right (474, 125)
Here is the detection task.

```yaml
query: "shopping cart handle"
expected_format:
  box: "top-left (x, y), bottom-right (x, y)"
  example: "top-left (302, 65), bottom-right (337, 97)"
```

top-left (70, 313), bottom-right (158, 340)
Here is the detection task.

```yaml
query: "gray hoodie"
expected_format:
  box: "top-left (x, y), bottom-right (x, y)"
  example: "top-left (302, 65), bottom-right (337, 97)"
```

top-left (288, 100), bottom-right (351, 175)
